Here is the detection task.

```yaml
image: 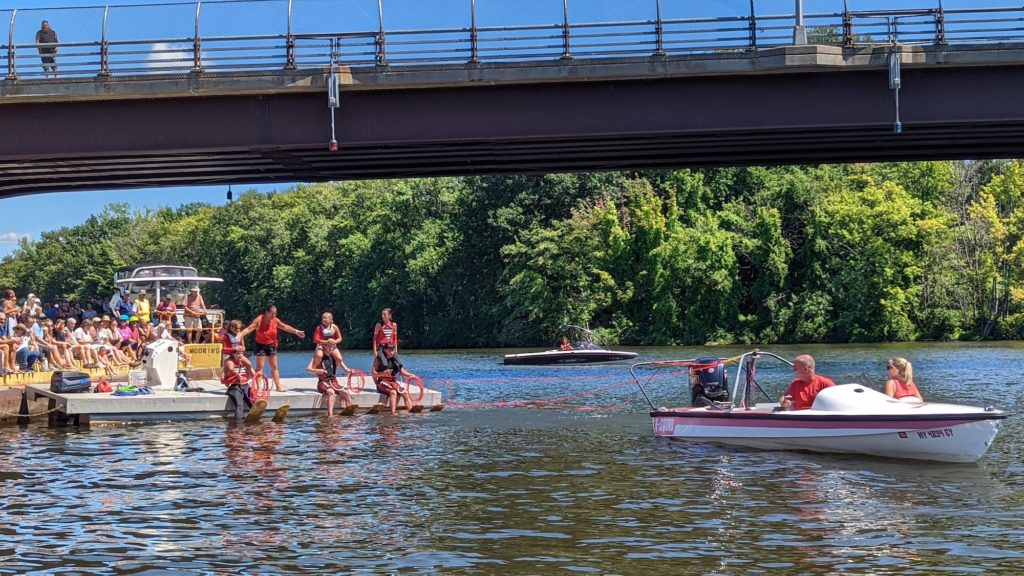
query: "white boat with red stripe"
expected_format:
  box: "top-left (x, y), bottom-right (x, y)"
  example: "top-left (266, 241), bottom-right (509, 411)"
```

top-left (633, 351), bottom-right (1007, 463)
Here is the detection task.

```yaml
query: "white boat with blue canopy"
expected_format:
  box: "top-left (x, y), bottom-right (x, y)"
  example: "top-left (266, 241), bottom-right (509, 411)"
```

top-left (114, 264), bottom-right (225, 369)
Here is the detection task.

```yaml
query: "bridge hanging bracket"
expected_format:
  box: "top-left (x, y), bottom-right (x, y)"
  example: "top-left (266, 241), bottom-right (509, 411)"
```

top-left (889, 48), bottom-right (902, 134)
top-left (887, 16), bottom-right (903, 136)
top-left (327, 71), bottom-right (340, 151)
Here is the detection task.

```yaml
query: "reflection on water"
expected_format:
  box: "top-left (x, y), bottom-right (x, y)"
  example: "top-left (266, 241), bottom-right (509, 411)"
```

top-left (1, 343), bottom-right (1022, 573)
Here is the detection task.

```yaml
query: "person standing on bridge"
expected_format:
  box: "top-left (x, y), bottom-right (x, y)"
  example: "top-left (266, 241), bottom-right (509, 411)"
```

top-left (35, 20), bottom-right (59, 79)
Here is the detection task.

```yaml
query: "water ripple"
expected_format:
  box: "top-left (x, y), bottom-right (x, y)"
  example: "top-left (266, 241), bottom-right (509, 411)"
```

top-left (1, 344), bottom-right (1023, 573)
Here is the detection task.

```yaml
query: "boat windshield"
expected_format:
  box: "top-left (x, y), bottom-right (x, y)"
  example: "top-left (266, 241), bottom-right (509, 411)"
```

top-left (561, 324), bottom-right (608, 350)
top-left (629, 350), bottom-right (795, 411)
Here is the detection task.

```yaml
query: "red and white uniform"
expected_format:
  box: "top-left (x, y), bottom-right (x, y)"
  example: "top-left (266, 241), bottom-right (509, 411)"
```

top-left (374, 321), bottom-right (397, 349)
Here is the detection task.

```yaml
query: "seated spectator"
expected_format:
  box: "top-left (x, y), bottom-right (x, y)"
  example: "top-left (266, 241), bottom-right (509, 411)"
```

top-left (0, 312), bottom-right (18, 373)
top-left (23, 294), bottom-right (42, 318)
top-left (43, 302), bottom-right (57, 322)
top-left (27, 315), bottom-right (53, 369)
top-left (81, 302), bottom-right (98, 321)
top-left (135, 316), bottom-right (154, 343)
top-left (66, 318), bottom-right (99, 367)
top-left (52, 318), bottom-right (81, 369)
top-left (116, 314), bottom-right (138, 362)
top-left (3, 290), bottom-right (18, 336)
top-left (13, 324), bottom-right (42, 371)
top-left (559, 336), bottom-right (573, 351)
top-left (97, 315), bottom-right (130, 366)
top-left (36, 319), bottom-right (63, 369)
top-left (77, 318), bottom-right (115, 374)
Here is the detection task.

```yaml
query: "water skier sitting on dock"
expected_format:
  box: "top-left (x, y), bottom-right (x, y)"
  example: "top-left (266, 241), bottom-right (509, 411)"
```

top-left (307, 351), bottom-right (355, 417)
top-left (221, 320), bottom-right (256, 382)
top-left (220, 322), bottom-right (259, 420)
top-left (312, 311), bottom-right (352, 375)
top-left (371, 343), bottom-right (417, 416)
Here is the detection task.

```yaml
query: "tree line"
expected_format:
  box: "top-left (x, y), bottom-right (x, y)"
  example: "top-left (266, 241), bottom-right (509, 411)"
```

top-left (2, 161), bottom-right (1021, 348)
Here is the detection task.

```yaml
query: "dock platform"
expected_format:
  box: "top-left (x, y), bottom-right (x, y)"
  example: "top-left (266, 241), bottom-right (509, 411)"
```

top-left (25, 378), bottom-right (444, 424)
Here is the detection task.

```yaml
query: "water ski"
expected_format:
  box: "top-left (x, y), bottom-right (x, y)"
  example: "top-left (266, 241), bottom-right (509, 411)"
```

top-left (409, 404), bottom-right (424, 414)
top-left (244, 399), bottom-right (268, 424)
top-left (430, 404), bottom-right (445, 412)
top-left (271, 404), bottom-right (291, 423)
top-left (341, 404), bottom-right (359, 416)
top-left (367, 403), bottom-right (385, 415)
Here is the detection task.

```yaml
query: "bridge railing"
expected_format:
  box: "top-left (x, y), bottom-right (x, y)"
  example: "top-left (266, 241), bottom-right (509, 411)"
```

top-left (3, 0), bottom-right (1024, 81)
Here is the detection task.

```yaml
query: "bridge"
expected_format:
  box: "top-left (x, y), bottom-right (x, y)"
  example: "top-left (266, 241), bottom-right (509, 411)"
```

top-left (2, 0), bottom-right (1024, 196)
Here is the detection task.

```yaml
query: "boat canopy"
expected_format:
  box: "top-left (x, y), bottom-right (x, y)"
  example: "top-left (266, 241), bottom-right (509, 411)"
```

top-left (113, 264), bottom-right (223, 305)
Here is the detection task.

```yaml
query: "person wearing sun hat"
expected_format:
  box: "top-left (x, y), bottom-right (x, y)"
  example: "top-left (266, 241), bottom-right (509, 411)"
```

top-left (116, 314), bottom-right (138, 362)
top-left (183, 286), bottom-right (207, 344)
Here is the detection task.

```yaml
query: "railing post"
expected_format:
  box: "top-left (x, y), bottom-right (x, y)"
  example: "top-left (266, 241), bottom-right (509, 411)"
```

top-left (376, 0), bottom-right (387, 66)
top-left (98, 5), bottom-right (110, 76)
top-left (748, 0), bottom-right (757, 51)
top-left (469, 0), bottom-right (479, 63)
top-left (654, 0), bottom-right (664, 56)
top-left (842, 0), bottom-right (853, 47)
top-left (192, 1), bottom-right (203, 73)
top-left (934, 0), bottom-right (947, 45)
top-left (6, 9), bottom-right (17, 80)
top-left (561, 0), bottom-right (571, 59)
top-left (284, 0), bottom-right (295, 69)
top-left (793, 0), bottom-right (806, 44)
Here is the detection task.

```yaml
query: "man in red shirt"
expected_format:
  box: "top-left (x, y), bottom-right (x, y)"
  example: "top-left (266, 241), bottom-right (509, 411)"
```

top-left (780, 354), bottom-right (835, 410)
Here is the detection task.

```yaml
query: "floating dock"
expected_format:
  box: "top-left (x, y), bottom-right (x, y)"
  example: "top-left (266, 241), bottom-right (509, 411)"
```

top-left (24, 378), bottom-right (443, 425)
top-left (0, 366), bottom-right (131, 425)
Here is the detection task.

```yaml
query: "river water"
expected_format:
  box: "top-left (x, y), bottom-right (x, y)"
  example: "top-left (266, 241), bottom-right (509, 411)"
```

top-left (1, 343), bottom-right (1022, 574)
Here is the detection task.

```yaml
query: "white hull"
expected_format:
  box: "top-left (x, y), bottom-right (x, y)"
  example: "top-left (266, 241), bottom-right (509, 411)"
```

top-left (651, 385), bottom-right (1007, 463)
top-left (656, 416), bottom-right (1002, 463)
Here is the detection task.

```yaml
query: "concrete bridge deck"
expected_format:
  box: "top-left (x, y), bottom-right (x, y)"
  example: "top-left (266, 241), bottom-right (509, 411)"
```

top-left (3, 43), bottom-right (1024, 196)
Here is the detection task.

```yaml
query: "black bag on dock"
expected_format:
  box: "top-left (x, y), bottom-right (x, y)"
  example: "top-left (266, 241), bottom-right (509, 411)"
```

top-left (50, 371), bottom-right (92, 394)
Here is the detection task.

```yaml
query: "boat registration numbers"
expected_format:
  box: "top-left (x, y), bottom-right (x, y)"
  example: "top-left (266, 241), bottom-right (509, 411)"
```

top-left (917, 428), bottom-right (954, 439)
top-left (654, 418), bottom-right (675, 435)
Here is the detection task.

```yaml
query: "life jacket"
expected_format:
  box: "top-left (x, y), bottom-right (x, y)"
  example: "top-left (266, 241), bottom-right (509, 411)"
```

top-left (255, 315), bottom-right (279, 346)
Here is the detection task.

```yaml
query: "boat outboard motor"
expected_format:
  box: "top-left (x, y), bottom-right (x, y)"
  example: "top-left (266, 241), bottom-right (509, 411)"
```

top-left (690, 358), bottom-right (730, 407)
top-left (142, 340), bottom-right (182, 390)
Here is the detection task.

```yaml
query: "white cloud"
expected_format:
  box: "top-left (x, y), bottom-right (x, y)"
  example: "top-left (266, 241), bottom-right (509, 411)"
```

top-left (147, 42), bottom-right (199, 69)
top-left (0, 232), bottom-right (30, 244)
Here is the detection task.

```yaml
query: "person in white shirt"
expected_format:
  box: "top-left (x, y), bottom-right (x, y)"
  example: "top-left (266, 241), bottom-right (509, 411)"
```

top-left (74, 318), bottom-right (113, 373)
top-left (65, 318), bottom-right (98, 367)
top-left (95, 316), bottom-right (129, 365)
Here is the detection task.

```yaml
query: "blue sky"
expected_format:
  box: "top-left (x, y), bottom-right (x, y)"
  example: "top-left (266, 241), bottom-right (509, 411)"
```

top-left (0, 184), bottom-right (285, 258)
